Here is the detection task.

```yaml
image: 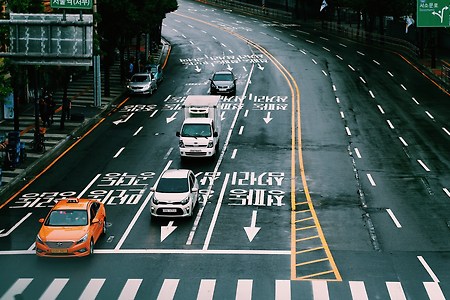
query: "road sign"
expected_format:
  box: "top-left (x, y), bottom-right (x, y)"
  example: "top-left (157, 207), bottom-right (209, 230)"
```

top-left (50, 0), bottom-right (93, 10)
top-left (417, 0), bottom-right (450, 27)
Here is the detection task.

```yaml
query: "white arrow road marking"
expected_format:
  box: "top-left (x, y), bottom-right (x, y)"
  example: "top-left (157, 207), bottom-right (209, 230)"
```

top-left (0, 213), bottom-right (32, 238)
top-left (257, 63), bottom-right (264, 71)
top-left (244, 210), bottom-right (261, 242)
top-left (161, 221), bottom-right (177, 242)
top-left (166, 112), bottom-right (178, 124)
top-left (263, 112), bottom-right (273, 124)
top-left (226, 64), bottom-right (233, 71)
top-left (221, 111), bottom-right (226, 121)
top-left (113, 113), bottom-right (134, 125)
top-left (195, 65), bottom-right (201, 73)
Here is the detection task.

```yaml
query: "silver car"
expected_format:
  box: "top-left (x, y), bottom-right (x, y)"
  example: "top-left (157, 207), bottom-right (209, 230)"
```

top-left (150, 169), bottom-right (200, 218)
top-left (209, 70), bottom-right (236, 96)
top-left (127, 73), bottom-right (157, 95)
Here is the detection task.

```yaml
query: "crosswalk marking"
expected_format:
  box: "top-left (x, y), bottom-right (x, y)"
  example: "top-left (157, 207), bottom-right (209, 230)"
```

top-left (157, 279), bottom-right (179, 300)
top-left (197, 279), bottom-right (216, 300)
top-left (79, 278), bottom-right (105, 300)
top-left (39, 278), bottom-right (69, 300)
top-left (386, 282), bottom-right (407, 300)
top-left (275, 280), bottom-right (290, 300)
top-left (118, 279), bottom-right (142, 300)
top-left (0, 278), bottom-right (33, 300)
top-left (349, 281), bottom-right (368, 300)
top-left (424, 282), bottom-right (446, 300)
top-left (312, 280), bottom-right (329, 300)
top-left (236, 279), bottom-right (253, 300)
top-left (0, 277), bottom-right (448, 299)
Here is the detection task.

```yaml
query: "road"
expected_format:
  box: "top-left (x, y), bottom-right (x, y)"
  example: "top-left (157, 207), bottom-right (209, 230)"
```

top-left (0, 0), bottom-right (449, 299)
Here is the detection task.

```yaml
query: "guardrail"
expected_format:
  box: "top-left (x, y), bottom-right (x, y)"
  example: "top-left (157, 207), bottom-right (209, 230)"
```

top-left (197, 0), bottom-right (292, 20)
top-left (441, 60), bottom-right (450, 84)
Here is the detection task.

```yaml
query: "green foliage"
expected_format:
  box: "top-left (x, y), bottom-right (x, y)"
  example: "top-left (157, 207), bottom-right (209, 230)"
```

top-left (6, 0), bottom-right (43, 13)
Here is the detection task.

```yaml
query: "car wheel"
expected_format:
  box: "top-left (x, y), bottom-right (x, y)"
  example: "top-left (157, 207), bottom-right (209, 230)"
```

top-left (89, 239), bottom-right (94, 255)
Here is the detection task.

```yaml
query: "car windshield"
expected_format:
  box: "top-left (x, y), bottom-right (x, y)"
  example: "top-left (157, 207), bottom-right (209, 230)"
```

top-left (181, 124), bottom-right (212, 137)
top-left (46, 210), bottom-right (88, 226)
top-left (213, 73), bottom-right (233, 81)
top-left (156, 178), bottom-right (189, 193)
top-left (131, 75), bottom-right (149, 83)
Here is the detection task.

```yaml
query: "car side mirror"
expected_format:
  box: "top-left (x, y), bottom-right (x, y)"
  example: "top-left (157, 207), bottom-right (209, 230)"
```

top-left (150, 187), bottom-right (156, 192)
top-left (39, 218), bottom-right (44, 223)
top-left (213, 132), bottom-right (218, 137)
top-left (176, 131), bottom-right (180, 137)
top-left (92, 218), bottom-right (99, 224)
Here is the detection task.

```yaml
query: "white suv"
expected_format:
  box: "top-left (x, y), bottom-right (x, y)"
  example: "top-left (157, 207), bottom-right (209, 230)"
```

top-left (150, 169), bottom-right (199, 218)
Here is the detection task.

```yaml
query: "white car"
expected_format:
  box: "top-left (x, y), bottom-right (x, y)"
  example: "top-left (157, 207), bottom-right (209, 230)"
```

top-left (127, 73), bottom-right (157, 95)
top-left (150, 169), bottom-right (200, 218)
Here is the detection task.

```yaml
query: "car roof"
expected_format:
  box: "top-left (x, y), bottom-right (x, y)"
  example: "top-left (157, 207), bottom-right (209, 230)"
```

top-left (213, 70), bottom-right (233, 75)
top-left (52, 198), bottom-right (92, 210)
top-left (161, 169), bottom-right (192, 179)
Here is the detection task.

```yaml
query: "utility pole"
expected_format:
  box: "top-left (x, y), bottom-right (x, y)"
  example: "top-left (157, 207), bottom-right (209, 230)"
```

top-left (93, 0), bottom-right (101, 107)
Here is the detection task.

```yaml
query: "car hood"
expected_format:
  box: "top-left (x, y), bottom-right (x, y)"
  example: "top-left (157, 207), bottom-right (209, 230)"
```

top-left (39, 226), bottom-right (88, 241)
top-left (129, 82), bottom-right (150, 87)
top-left (212, 80), bottom-right (233, 86)
top-left (154, 191), bottom-right (190, 202)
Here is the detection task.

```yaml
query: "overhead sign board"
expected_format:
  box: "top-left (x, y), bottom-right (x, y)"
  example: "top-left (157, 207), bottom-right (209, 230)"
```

top-left (417, 0), bottom-right (450, 27)
top-left (50, 0), bottom-right (93, 10)
top-left (0, 13), bottom-right (93, 66)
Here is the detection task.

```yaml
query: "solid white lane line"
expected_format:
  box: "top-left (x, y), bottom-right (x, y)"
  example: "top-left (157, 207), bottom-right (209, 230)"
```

top-left (157, 279), bottom-right (179, 300)
top-left (336, 97), bottom-right (340, 104)
top-left (412, 97), bottom-right (420, 105)
top-left (322, 70), bottom-right (328, 76)
top-left (369, 90), bottom-right (375, 98)
top-left (387, 120), bottom-right (395, 129)
top-left (386, 209), bottom-right (402, 228)
top-left (443, 188), bottom-right (450, 198)
top-left (322, 46), bottom-right (330, 52)
top-left (1, 278), bottom-right (33, 300)
top-left (244, 110), bottom-right (249, 117)
top-left (133, 126), bottom-right (143, 136)
top-left (425, 111), bottom-right (435, 120)
top-left (312, 58), bottom-right (317, 64)
top-left (377, 105), bottom-right (385, 114)
top-left (236, 280), bottom-right (253, 300)
top-left (275, 280), bottom-right (291, 300)
top-left (400, 84), bottom-right (407, 90)
top-left (203, 173), bottom-right (229, 250)
top-left (387, 71), bottom-right (394, 77)
top-left (367, 174), bottom-right (376, 186)
top-left (39, 278), bottom-right (69, 300)
top-left (348, 64), bottom-right (355, 71)
top-left (238, 126), bottom-right (244, 135)
top-left (150, 109), bottom-right (158, 118)
top-left (340, 111), bottom-right (345, 119)
top-left (417, 159), bottom-right (431, 172)
top-left (443, 127), bottom-right (450, 135)
top-left (423, 282), bottom-right (446, 300)
top-left (197, 280), bottom-right (216, 300)
top-left (231, 149), bottom-right (238, 159)
top-left (77, 174), bottom-right (102, 198)
top-left (79, 279), bottom-right (106, 300)
top-left (113, 147), bottom-right (125, 158)
top-left (373, 59), bottom-right (380, 65)
top-left (333, 85), bottom-right (337, 91)
top-left (336, 54), bottom-right (343, 60)
top-left (354, 148), bottom-right (362, 158)
top-left (115, 160), bottom-right (172, 250)
top-left (418, 256), bottom-right (440, 282)
top-left (312, 281), bottom-right (329, 300)
top-left (399, 137), bottom-right (408, 147)
top-left (386, 282), bottom-right (407, 300)
top-left (357, 51), bottom-right (365, 56)
top-left (349, 281), bottom-right (368, 300)
top-left (359, 76), bottom-right (366, 84)
top-left (163, 148), bottom-right (173, 160)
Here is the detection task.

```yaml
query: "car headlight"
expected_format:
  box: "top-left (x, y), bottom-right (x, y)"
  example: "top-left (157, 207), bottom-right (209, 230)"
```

top-left (36, 234), bottom-right (44, 245)
top-left (179, 140), bottom-right (185, 148)
top-left (207, 140), bottom-right (214, 148)
top-left (76, 233), bottom-right (88, 245)
top-left (180, 197), bottom-right (190, 205)
top-left (211, 82), bottom-right (217, 88)
top-left (152, 196), bottom-right (159, 205)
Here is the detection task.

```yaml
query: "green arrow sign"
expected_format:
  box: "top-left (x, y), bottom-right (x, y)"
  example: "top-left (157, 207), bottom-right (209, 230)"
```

top-left (417, 0), bottom-right (450, 27)
top-left (51, 0), bottom-right (93, 9)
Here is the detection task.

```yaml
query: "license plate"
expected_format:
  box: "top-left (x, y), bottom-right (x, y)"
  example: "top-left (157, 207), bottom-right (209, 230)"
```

top-left (163, 209), bottom-right (177, 213)
top-left (50, 248), bottom-right (68, 254)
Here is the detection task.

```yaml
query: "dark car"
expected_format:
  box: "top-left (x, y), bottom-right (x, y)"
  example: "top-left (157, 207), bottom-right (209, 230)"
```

top-left (209, 70), bottom-right (236, 96)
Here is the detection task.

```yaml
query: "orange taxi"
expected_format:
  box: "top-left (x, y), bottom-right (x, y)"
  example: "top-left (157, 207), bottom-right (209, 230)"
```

top-left (36, 198), bottom-right (107, 257)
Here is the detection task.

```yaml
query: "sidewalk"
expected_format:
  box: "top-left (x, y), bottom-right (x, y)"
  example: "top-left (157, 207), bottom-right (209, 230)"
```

top-left (0, 39), bottom-right (170, 199)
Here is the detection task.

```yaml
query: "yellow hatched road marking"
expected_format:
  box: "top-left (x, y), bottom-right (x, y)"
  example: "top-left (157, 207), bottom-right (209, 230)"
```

top-left (296, 257), bottom-right (329, 267)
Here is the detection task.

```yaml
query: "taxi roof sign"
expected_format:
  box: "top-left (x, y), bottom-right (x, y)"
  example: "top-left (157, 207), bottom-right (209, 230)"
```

top-left (417, 0), bottom-right (450, 27)
top-left (51, 0), bottom-right (93, 10)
